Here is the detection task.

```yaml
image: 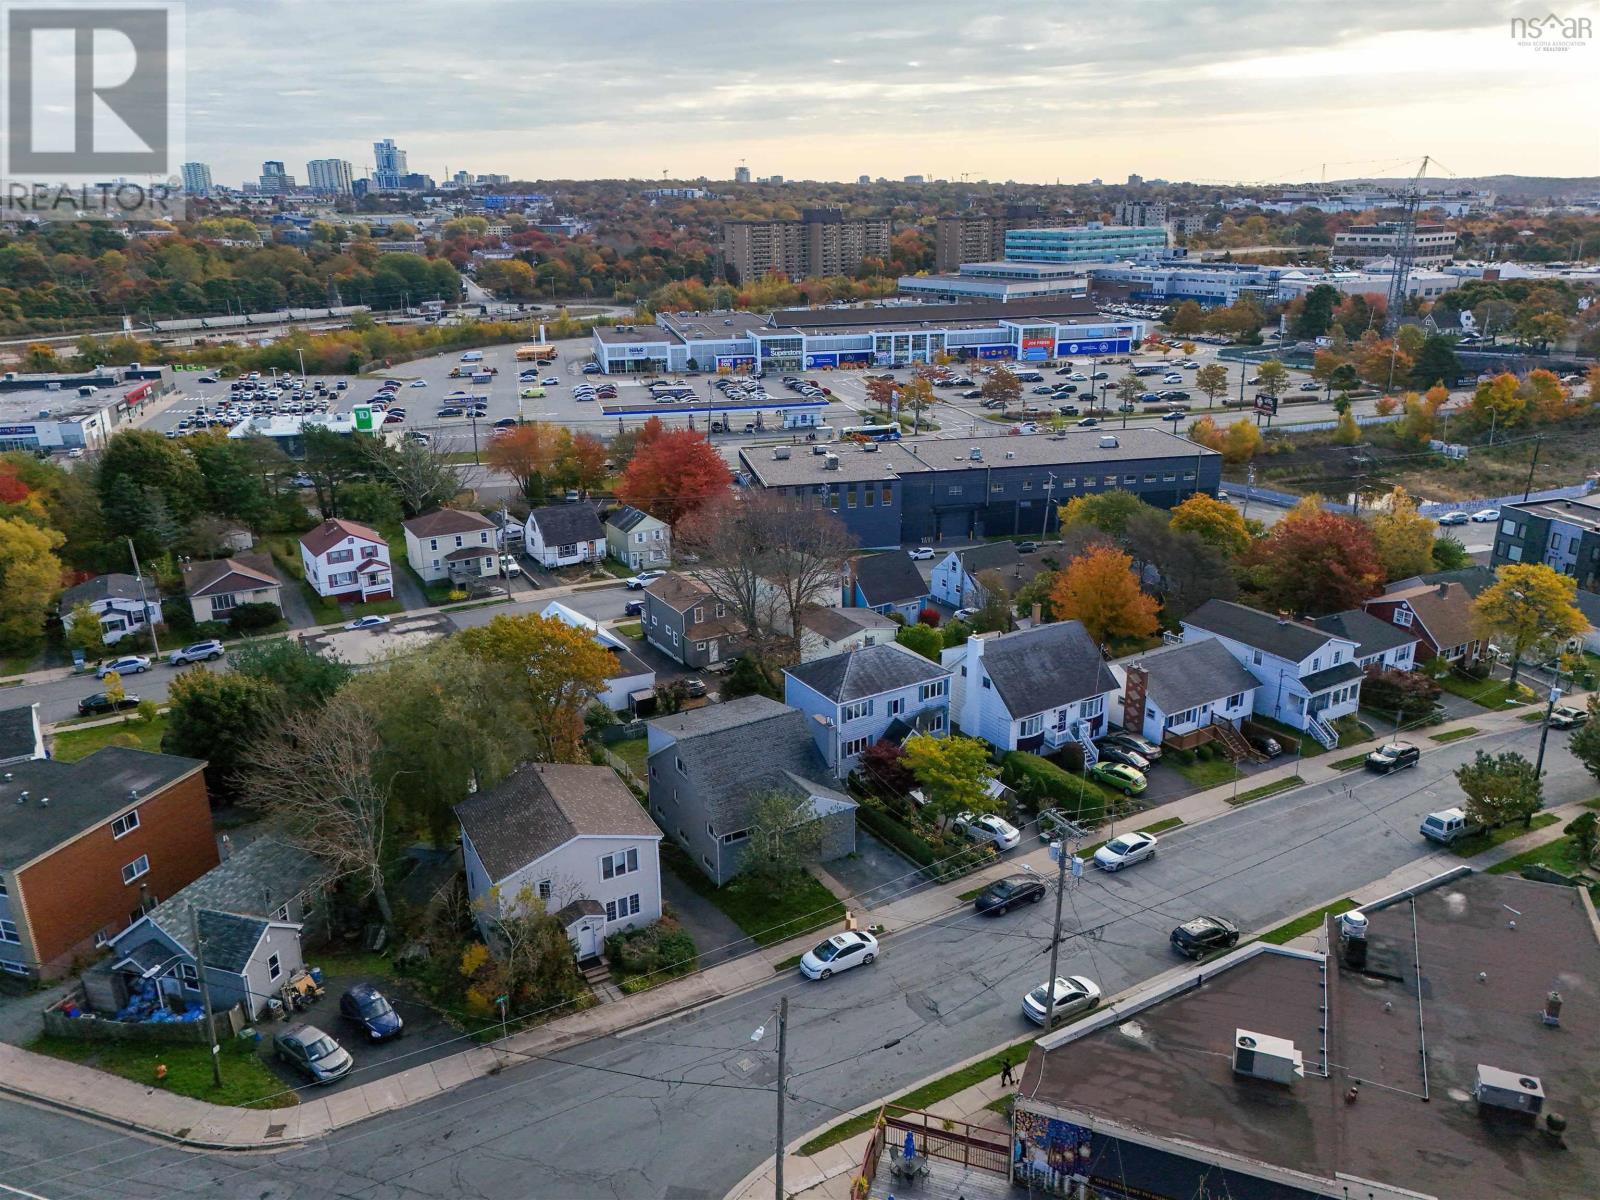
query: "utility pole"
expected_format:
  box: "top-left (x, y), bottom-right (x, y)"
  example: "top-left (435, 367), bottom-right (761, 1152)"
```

top-left (189, 906), bottom-right (224, 1088)
top-left (775, 997), bottom-right (789, 1200)
top-left (1042, 825), bottom-right (1083, 1029)
top-left (1522, 436), bottom-right (1543, 501)
top-left (126, 537), bottom-right (161, 658)
top-left (1535, 686), bottom-right (1563, 779)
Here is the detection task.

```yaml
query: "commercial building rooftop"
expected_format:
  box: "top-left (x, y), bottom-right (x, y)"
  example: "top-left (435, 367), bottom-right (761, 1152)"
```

top-left (1507, 495), bottom-right (1600, 535)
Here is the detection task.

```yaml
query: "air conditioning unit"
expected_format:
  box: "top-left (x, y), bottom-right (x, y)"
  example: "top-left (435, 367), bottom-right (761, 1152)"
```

top-left (1099, 435), bottom-right (1120, 449)
top-left (1475, 1065), bottom-right (1544, 1116)
top-left (1232, 1030), bottom-right (1303, 1085)
top-left (772, 447), bottom-right (790, 460)
top-left (823, 453), bottom-right (840, 471)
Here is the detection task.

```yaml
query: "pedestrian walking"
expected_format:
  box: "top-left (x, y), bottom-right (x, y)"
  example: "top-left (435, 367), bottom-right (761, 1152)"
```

top-left (999, 1056), bottom-right (1015, 1086)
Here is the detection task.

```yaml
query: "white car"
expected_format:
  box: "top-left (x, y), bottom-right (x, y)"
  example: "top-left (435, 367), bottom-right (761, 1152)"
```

top-left (345, 615), bottom-right (390, 631)
top-left (1093, 831), bottom-right (1158, 871)
top-left (954, 811), bottom-right (1022, 852)
top-left (798, 930), bottom-right (879, 980)
top-left (907, 546), bottom-right (934, 560)
top-left (626, 571), bottom-right (666, 590)
top-left (1471, 508), bottom-right (1500, 523)
top-left (1021, 975), bottom-right (1102, 1026)
top-left (96, 655), bottom-right (152, 678)
top-left (952, 607), bottom-right (978, 623)
top-left (408, 379), bottom-right (428, 388)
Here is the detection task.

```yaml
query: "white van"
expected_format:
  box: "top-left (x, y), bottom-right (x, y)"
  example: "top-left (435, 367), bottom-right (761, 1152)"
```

top-left (1419, 808), bottom-right (1481, 846)
top-left (460, 350), bottom-right (484, 363)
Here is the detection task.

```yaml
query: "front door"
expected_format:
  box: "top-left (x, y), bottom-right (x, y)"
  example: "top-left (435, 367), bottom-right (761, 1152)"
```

top-left (707, 639), bottom-right (720, 663)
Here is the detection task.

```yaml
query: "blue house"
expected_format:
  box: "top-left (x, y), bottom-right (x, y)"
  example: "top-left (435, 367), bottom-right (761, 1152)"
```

top-left (783, 643), bottom-right (952, 779)
top-left (847, 551), bottom-right (931, 621)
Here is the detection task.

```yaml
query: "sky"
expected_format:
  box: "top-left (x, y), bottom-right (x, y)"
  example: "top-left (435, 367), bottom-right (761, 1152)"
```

top-left (182, 0), bottom-right (1600, 187)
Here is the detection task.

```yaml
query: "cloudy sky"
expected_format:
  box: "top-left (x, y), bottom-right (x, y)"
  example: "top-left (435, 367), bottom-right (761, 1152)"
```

top-left (185, 0), bottom-right (1599, 186)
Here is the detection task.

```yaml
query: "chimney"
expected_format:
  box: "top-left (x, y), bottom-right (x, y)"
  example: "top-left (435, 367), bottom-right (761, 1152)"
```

top-left (1436, 583), bottom-right (1449, 598)
top-left (1031, 602), bottom-right (1042, 625)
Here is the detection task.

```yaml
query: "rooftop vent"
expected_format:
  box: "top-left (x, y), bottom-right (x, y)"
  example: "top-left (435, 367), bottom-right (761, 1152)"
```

top-left (772, 447), bottom-right (790, 460)
top-left (823, 453), bottom-right (840, 471)
top-left (1232, 1029), bottom-right (1304, 1086)
top-left (1475, 1065), bottom-right (1544, 1116)
top-left (1005, 450), bottom-right (1016, 459)
top-left (861, 442), bottom-right (878, 453)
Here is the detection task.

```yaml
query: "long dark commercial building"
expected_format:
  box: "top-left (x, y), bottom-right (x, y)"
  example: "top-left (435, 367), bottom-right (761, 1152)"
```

top-left (739, 428), bottom-right (1221, 548)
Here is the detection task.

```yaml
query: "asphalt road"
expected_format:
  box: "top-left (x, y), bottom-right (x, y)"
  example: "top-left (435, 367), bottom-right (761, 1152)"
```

top-left (2, 721), bottom-right (1590, 1200)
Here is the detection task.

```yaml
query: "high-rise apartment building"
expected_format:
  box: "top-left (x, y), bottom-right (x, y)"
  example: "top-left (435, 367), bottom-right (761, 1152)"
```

top-left (722, 208), bottom-right (891, 283)
top-left (933, 205), bottom-right (1056, 272)
top-left (306, 158), bottom-right (355, 195)
top-left (1113, 200), bottom-right (1168, 228)
top-left (180, 162), bottom-right (213, 197)
top-left (258, 161), bottom-right (294, 195)
top-left (1331, 223), bottom-right (1457, 267)
top-left (373, 138), bottom-right (408, 189)
top-left (734, 165), bottom-right (751, 184)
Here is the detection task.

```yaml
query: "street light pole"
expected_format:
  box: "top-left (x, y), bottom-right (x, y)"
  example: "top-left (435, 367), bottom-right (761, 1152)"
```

top-left (1535, 685), bottom-right (1563, 778)
top-left (752, 1001), bottom-right (789, 1200)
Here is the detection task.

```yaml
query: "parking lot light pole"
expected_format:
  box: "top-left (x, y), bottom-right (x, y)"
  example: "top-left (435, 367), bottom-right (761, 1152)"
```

top-left (1535, 686), bottom-right (1563, 779)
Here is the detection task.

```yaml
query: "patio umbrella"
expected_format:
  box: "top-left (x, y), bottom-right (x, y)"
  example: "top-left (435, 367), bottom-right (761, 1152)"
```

top-left (903, 1130), bottom-right (916, 1160)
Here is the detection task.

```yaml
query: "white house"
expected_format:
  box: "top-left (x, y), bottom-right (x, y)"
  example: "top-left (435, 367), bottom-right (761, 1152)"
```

top-left (299, 518), bottom-right (392, 603)
top-left (929, 542), bottom-right (1044, 610)
top-left (401, 508), bottom-right (499, 584)
top-left (605, 506), bottom-right (671, 571)
top-left (797, 606), bottom-right (898, 663)
top-left (456, 763), bottom-right (663, 962)
top-left (942, 621), bottom-right (1118, 757)
top-left (58, 574), bottom-right (162, 646)
top-left (1311, 609), bottom-right (1419, 673)
top-left (1111, 638), bottom-right (1260, 752)
top-left (1180, 599), bottom-right (1363, 749)
top-left (539, 601), bottom-right (656, 712)
top-left (783, 642), bottom-right (952, 779)
top-left (524, 504), bottom-right (606, 569)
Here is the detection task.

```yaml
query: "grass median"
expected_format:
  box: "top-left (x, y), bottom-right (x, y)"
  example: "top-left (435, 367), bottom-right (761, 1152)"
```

top-left (1227, 776), bottom-right (1303, 806)
top-left (1429, 726), bottom-right (1479, 745)
top-left (1448, 812), bottom-right (1559, 858)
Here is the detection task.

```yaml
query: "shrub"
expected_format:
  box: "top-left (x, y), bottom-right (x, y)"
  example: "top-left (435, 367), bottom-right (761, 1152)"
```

top-left (1360, 666), bottom-right (1443, 721)
top-left (999, 752), bottom-right (1108, 826)
top-left (161, 598), bottom-right (196, 636)
top-left (605, 919), bottom-right (698, 980)
top-left (229, 602), bottom-right (281, 632)
top-left (917, 607), bottom-right (941, 627)
top-left (134, 698), bottom-right (159, 725)
top-left (941, 619), bottom-right (973, 648)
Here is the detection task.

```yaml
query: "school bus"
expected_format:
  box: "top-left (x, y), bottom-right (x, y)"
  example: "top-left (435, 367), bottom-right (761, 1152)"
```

top-left (515, 344), bottom-right (559, 362)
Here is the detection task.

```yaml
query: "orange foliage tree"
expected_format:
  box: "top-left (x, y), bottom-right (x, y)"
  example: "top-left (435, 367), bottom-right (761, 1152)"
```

top-left (616, 428), bottom-right (732, 524)
top-left (1048, 545), bottom-right (1159, 645)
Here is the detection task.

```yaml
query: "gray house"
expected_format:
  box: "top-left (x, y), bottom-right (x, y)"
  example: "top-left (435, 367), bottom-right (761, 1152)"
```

top-left (642, 572), bottom-right (745, 669)
top-left (85, 836), bottom-right (331, 1021)
top-left (645, 695), bottom-right (857, 886)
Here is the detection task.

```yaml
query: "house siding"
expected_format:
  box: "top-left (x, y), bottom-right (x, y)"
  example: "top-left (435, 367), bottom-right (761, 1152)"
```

top-left (230, 924), bottom-right (303, 1019)
top-left (606, 516), bottom-right (672, 570)
top-left (186, 584), bottom-right (283, 626)
top-left (1179, 626), bottom-right (1361, 730)
top-left (783, 672), bottom-right (950, 779)
top-left (646, 745), bottom-right (729, 883)
top-left (480, 834), bottom-right (663, 942)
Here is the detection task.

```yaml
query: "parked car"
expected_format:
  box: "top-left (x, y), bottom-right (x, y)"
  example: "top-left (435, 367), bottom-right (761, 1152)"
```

top-left (1088, 762), bottom-right (1147, 796)
top-left (1170, 915), bottom-right (1240, 959)
top-left (1549, 705), bottom-right (1590, 730)
top-left (1365, 741), bottom-right (1420, 773)
top-left (1094, 741), bottom-right (1151, 771)
top-left (798, 930), bottom-right (879, 980)
top-left (626, 570), bottom-right (666, 590)
top-left (541, 377), bottom-right (560, 386)
top-left (272, 1025), bottom-right (353, 1085)
top-left (1093, 831), bottom-right (1158, 871)
top-left (1419, 807), bottom-right (1482, 846)
top-left (682, 678), bottom-right (708, 699)
top-left (973, 873), bottom-right (1046, 915)
top-left (907, 546), bottom-right (934, 560)
top-left (499, 554), bottom-right (522, 578)
top-left (78, 691), bottom-right (141, 716)
top-left (345, 615), bottom-right (390, 631)
top-left (407, 379), bottom-right (428, 388)
top-left (1016, 540), bottom-right (1040, 554)
top-left (952, 607), bottom-right (978, 623)
top-left (1101, 731), bottom-right (1162, 761)
top-left (339, 983), bottom-right (404, 1041)
top-left (96, 655), bottom-right (151, 678)
top-left (168, 640), bottom-right (224, 666)
top-left (624, 599), bottom-right (645, 617)
top-left (1246, 732), bottom-right (1283, 758)
top-left (1020, 975), bottom-right (1101, 1027)
top-left (1436, 511), bottom-right (1469, 526)
top-left (1471, 508), bottom-right (1500, 523)
top-left (953, 811), bottom-right (1021, 851)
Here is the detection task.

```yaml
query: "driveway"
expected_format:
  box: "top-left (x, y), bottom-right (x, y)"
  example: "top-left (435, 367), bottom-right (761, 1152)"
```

top-left (659, 865), bottom-right (751, 969)
top-left (269, 565), bottom-right (317, 629)
top-left (390, 564), bottom-right (431, 613)
top-left (821, 830), bottom-right (929, 909)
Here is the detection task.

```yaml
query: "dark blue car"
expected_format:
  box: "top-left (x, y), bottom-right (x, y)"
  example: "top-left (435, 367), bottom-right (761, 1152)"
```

top-left (339, 983), bottom-right (404, 1041)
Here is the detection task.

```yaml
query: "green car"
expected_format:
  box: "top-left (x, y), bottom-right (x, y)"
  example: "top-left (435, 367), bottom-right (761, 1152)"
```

top-left (1090, 761), bottom-right (1148, 796)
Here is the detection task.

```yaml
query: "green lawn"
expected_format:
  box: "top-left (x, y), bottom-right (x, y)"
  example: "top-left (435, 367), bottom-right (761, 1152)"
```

top-left (1260, 898), bottom-right (1357, 945)
top-left (1247, 715), bottom-right (1328, 759)
top-left (1432, 671), bottom-right (1534, 710)
top-left (609, 737), bottom-right (649, 779)
top-left (1429, 726), bottom-right (1479, 744)
top-left (29, 1033), bottom-right (296, 1109)
top-left (1448, 812), bottom-right (1560, 858)
top-left (301, 585), bottom-right (405, 628)
top-left (1331, 753), bottom-right (1369, 772)
top-left (1228, 776), bottom-right (1304, 806)
top-left (661, 844), bottom-right (844, 947)
top-left (614, 621), bottom-right (643, 640)
top-left (1487, 833), bottom-right (1597, 894)
top-left (51, 714), bottom-right (168, 762)
top-left (1171, 756), bottom-right (1242, 790)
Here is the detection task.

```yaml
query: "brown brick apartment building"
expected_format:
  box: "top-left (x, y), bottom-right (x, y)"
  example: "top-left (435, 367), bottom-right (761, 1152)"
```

top-left (0, 747), bottom-right (215, 980)
top-left (723, 208), bottom-right (891, 283)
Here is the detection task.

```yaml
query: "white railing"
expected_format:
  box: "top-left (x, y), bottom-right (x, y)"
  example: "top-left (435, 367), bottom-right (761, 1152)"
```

top-left (1306, 714), bottom-right (1338, 750)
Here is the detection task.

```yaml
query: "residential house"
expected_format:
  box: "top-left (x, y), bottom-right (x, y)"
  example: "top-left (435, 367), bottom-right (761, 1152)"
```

top-left (847, 551), bottom-right (932, 621)
top-left (1491, 494), bottom-right (1600, 592)
top-left (486, 508), bottom-right (525, 552)
top-left (0, 748), bottom-right (214, 980)
top-left (524, 504), bottom-right (606, 569)
top-left (1383, 564), bottom-right (1600, 657)
top-left (1111, 639), bottom-right (1259, 755)
top-left (539, 601), bottom-right (656, 712)
top-left (85, 835), bottom-right (331, 1021)
top-left (299, 518), bottom-right (392, 603)
top-left (1362, 581), bottom-right (1482, 666)
top-left (797, 606), bottom-right (898, 663)
top-left (179, 555), bottom-right (283, 624)
top-left (0, 703), bottom-right (44, 766)
top-left (646, 696), bottom-right (857, 886)
top-left (942, 622), bottom-right (1118, 757)
top-left (783, 643), bottom-right (952, 778)
top-left (402, 508), bottom-right (499, 584)
top-left (606, 505), bottom-right (671, 570)
top-left (457, 762), bottom-right (662, 961)
top-left (58, 574), bottom-right (162, 647)
top-left (929, 541), bottom-right (1043, 610)
top-left (642, 573), bottom-right (744, 669)
top-left (1181, 599), bottom-right (1362, 747)
top-left (1311, 608), bottom-right (1418, 673)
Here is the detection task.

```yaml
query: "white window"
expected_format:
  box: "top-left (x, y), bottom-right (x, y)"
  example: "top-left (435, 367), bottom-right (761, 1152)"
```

top-left (115, 812), bottom-right (142, 839)
top-left (268, 953), bottom-right (282, 980)
top-left (887, 697), bottom-right (906, 717)
top-left (121, 855), bottom-right (150, 885)
top-left (93, 927), bottom-right (111, 948)
top-left (929, 712), bottom-right (945, 733)
top-left (605, 894), bottom-right (642, 922)
top-left (0, 919), bottom-right (18, 945)
top-left (1, 961), bottom-right (27, 976)
top-left (919, 680), bottom-right (947, 702)
top-left (1019, 715), bottom-right (1044, 737)
top-left (211, 593), bottom-right (237, 612)
top-left (429, 538), bottom-right (438, 551)
top-left (601, 848), bottom-right (640, 880)
top-left (1080, 695), bottom-right (1105, 719)
top-left (1392, 608), bottom-right (1413, 627)
top-left (1507, 545), bottom-right (1523, 562)
top-left (1332, 649), bottom-right (1344, 664)
top-left (842, 735), bottom-right (872, 757)
top-left (840, 699), bottom-right (872, 723)
top-left (0, 877), bottom-right (7, 898)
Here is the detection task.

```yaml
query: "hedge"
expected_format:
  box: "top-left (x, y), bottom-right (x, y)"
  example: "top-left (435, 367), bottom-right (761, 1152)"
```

top-left (856, 801), bottom-right (993, 882)
top-left (999, 752), bottom-right (1112, 826)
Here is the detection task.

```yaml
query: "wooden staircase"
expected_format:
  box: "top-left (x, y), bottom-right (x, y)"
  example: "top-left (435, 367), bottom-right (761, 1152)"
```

top-left (1212, 721), bottom-right (1265, 764)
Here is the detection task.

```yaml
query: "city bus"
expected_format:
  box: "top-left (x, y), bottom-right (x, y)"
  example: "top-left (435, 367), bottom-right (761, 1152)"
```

top-left (841, 423), bottom-right (902, 442)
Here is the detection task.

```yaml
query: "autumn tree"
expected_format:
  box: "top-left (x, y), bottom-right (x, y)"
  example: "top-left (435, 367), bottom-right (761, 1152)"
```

top-left (900, 374), bottom-right (937, 433)
top-left (900, 733), bottom-right (996, 826)
top-left (554, 430), bottom-right (609, 496)
top-left (1169, 493), bottom-right (1250, 557)
top-left (1254, 359), bottom-right (1290, 401)
top-left (0, 516), bottom-right (64, 652)
top-left (1194, 363), bottom-right (1230, 409)
top-left (616, 427), bottom-right (732, 524)
top-left (980, 366), bottom-right (1021, 408)
top-left (1058, 490), bottom-right (1159, 544)
top-left (1242, 499), bottom-right (1384, 615)
top-left (1221, 419), bottom-right (1263, 465)
top-left (1368, 487), bottom-right (1435, 580)
top-left (1455, 750), bottom-right (1543, 831)
top-left (739, 788), bottom-right (826, 890)
top-left (1469, 373), bottom-right (1525, 433)
top-left (1049, 545), bottom-right (1159, 645)
top-left (1332, 410), bottom-right (1361, 445)
top-left (486, 422), bottom-right (561, 502)
top-left (1570, 696), bottom-right (1600, 792)
top-left (1167, 300), bottom-right (1205, 336)
top-left (864, 375), bottom-right (897, 415)
top-left (1472, 564), bottom-right (1587, 691)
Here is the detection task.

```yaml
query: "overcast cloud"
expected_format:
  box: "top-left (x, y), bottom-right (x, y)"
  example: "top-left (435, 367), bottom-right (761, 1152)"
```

top-left (184, 0), bottom-right (1598, 185)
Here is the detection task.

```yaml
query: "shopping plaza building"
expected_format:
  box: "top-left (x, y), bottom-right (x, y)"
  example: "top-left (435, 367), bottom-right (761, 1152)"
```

top-left (589, 299), bottom-right (1142, 375)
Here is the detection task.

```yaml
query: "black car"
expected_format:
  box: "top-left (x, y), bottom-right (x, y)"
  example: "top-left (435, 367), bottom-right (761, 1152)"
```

top-left (1095, 741), bottom-right (1150, 770)
top-left (973, 873), bottom-right (1046, 915)
top-left (1365, 742), bottom-right (1420, 774)
top-left (78, 692), bottom-right (141, 716)
top-left (1247, 732), bottom-right (1283, 758)
top-left (1170, 915), bottom-right (1240, 959)
top-left (339, 983), bottom-right (404, 1042)
top-left (624, 599), bottom-right (645, 617)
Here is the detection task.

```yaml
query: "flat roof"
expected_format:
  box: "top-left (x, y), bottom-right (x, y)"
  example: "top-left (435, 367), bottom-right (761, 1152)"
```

top-left (768, 297), bottom-right (1100, 329)
top-left (656, 311), bottom-right (769, 341)
top-left (592, 325), bottom-right (673, 346)
top-left (0, 388), bottom-right (124, 424)
top-left (1021, 873), bottom-right (1600, 1200)
top-left (1507, 495), bottom-right (1600, 534)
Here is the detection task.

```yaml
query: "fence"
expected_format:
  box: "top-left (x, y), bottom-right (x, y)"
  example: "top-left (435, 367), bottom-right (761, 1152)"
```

top-left (43, 989), bottom-right (245, 1046)
top-left (884, 1106), bottom-right (1012, 1176)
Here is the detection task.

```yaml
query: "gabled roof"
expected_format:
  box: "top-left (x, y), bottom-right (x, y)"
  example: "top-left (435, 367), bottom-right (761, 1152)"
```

top-left (946, 541), bottom-right (1020, 576)
top-left (786, 642), bottom-right (948, 704)
top-left (799, 605), bottom-right (897, 644)
top-left (1386, 564), bottom-right (1496, 598)
top-left (605, 505), bottom-right (662, 534)
top-left (1301, 660), bottom-right (1364, 692)
top-left (644, 571), bottom-right (712, 613)
top-left (455, 763), bottom-right (660, 885)
top-left (1119, 639), bottom-right (1259, 715)
top-left (971, 621), bottom-right (1117, 717)
top-left (1370, 581), bottom-right (1479, 653)
top-left (59, 573), bottom-right (148, 616)
top-left (526, 503), bottom-right (604, 546)
top-left (403, 507), bottom-right (496, 538)
top-left (851, 551), bottom-right (929, 608)
top-left (300, 517), bottom-right (384, 557)
top-left (1311, 609), bottom-right (1418, 661)
top-left (1183, 599), bottom-right (1343, 663)
top-left (181, 554), bottom-right (279, 599)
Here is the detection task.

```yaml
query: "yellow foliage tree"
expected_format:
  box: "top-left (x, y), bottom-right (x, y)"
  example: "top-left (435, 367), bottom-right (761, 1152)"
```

top-left (1048, 546), bottom-right (1159, 645)
top-left (1221, 419), bottom-right (1263, 465)
top-left (1473, 564), bottom-right (1588, 690)
top-left (1169, 493), bottom-right (1251, 556)
top-left (1368, 486), bottom-right (1435, 580)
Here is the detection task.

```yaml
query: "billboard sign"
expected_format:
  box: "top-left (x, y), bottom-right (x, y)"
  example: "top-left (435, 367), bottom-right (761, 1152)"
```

top-left (1020, 335), bottom-right (1053, 362)
top-left (837, 351), bottom-right (871, 365)
top-left (1056, 338), bottom-right (1131, 357)
top-left (1253, 393), bottom-right (1279, 416)
top-left (976, 345), bottom-right (1016, 360)
top-left (804, 353), bottom-right (838, 369)
top-left (716, 355), bottom-right (755, 371)
top-left (351, 404), bottom-right (376, 432)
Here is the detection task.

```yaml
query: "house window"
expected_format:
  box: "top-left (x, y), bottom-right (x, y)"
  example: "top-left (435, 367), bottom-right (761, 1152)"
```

top-left (1019, 715), bottom-right (1044, 737)
top-left (1123, 474), bottom-right (1136, 485)
top-left (1332, 649), bottom-right (1344, 664)
top-left (1021, 480), bottom-right (1033, 491)
top-left (268, 953), bottom-right (281, 980)
top-left (1103, 475), bottom-right (1117, 486)
top-left (847, 490), bottom-right (857, 508)
top-left (1506, 545), bottom-right (1522, 562)
top-left (842, 735), bottom-right (871, 757)
top-left (121, 855), bottom-right (150, 885)
top-left (559, 543), bottom-right (577, 556)
top-left (0, 877), bottom-right (7, 898)
top-left (1080, 695), bottom-right (1105, 719)
top-left (601, 848), bottom-right (640, 880)
top-left (695, 641), bottom-right (707, 651)
top-left (1251, 649), bottom-right (1263, 665)
top-left (605, 895), bottom-right (642, 922)
top-left (1227, 692), bottom-right (1246, 708)
top-left (981, 676), bottom-right (991, 689)
top-left (887, 697), bottom-right (906, 718)
top-left (1392, 608), bottom-right (1412, 627)
top-left (1, 961), bottom-right (27, 976)
top-left (0, 920), bottom-right (18, 945)
top-left (178, 963), bottom-right (199, 991)
top-left (947, 485), bottom-right (963, 497)
top-left (929, 712), bottom-right (945, 733)
top-left (715, 603), bottom-right (726, 618)
top-left (919, 680), bottom-right (947, 702)
top-left (675, 756), bottom-right (686, 774)
top-left (111, 810), bottom-right (140, 839)
top-left (864, 489), bottom-right (875, 507)
top-left (361, 546), bottom-right (379, 560)
top-left (840, 699), bottom-right (872, 722)
top-left (327, 548), bottom-right (355, 564)
top-left (990, 483), bottom-right (1005, 494)
top-left (722, 829), bottom-right (749, 845)
top-left (881, 486), bottom-right (892, 506)
top-left (429, 538), bottom-right (439, 551)
top-left (212, 593), bottom-right (237, 612)
top-left (274, 904), bottom-right (289, 920)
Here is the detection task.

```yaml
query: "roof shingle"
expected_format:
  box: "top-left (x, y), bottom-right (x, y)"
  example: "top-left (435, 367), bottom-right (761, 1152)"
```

top-left (972, 621), bottom-right (1117, 717)
top-left (1184, 599), bottom-right (1345, 662)
top-left (526, 503), bottom-right (604, 547)
top-left (1118, 639), bottom-right (1259, 714)
top-left (851, 552), bottom-right (929, 609)
top-left (786, 642), bottom-right (948, 704)
top-left (403, 508), bottom-right (496, 539)
top-left (300, 517), bottom-right (384, 557)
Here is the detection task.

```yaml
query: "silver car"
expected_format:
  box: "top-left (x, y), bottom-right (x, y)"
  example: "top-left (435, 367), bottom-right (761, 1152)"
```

top-left (273, 1024), bottom-right (353, 1085)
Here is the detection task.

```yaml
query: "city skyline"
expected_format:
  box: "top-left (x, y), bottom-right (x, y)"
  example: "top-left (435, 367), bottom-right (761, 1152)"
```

top-left (184, 0), bottom-right (1597, 186)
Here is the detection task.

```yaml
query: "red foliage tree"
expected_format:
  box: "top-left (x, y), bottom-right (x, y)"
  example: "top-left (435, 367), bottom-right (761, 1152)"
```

top-left (615, 428), bottom-right (732, 524)
top-left (917, 606), bottom-right (941, 627)
top-left (1244, 504), bottom-right (1384, 615)
top-left (0, 463), bottom-right (30, 506)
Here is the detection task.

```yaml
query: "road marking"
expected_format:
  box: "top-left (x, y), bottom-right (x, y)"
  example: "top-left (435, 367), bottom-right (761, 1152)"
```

top-left (0, 1182), bottom-right (55, 1200)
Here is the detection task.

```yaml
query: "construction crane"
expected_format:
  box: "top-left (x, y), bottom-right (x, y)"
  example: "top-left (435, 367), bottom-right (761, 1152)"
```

top-left (1384, 155), bottom-right (1451, 332)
